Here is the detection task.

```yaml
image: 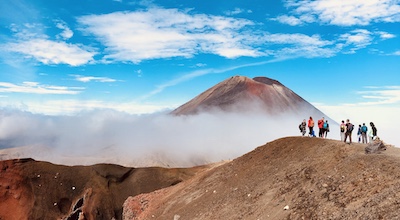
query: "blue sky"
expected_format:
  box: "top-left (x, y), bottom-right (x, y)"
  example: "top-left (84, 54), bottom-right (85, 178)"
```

top-left (0, 0), bottom-right (399, 117)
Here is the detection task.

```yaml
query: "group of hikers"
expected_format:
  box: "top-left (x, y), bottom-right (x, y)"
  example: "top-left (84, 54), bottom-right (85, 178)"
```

top-left (299, 117), bottom-right (330, 138)
top-left (299, 117), bottom-right (378, 144)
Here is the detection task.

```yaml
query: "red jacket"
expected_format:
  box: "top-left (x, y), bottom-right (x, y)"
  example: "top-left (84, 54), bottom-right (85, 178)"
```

top-left (318, 119), bottom-right (324, 128)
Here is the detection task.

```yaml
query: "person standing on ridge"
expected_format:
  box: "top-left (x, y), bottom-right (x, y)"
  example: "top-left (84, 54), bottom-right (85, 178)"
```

top-left (361, 123), bottom-right (368, 144)
top-left (357, 124), bottom-right (362, 143)
top-left (368, 124), bottom-right (374, 143)
top-left (344, 119), bottom-right (354, 144)
top-left (308, 116), bottom-right (315, 137)
top-left (323, 120), bottom-right (329, 138)
top-left (318, 117), bottom-right (324, 137)
top-left (370, 122), bottom-right (377, 140)
top-left (299, 119), bottom-right (307, 136)
top-left (340, 120), bottom-right (346, 141)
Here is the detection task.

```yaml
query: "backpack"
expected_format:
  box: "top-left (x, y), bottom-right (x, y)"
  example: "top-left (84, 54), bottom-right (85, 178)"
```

top-left (340, 125), bottom-right (345, 132)
top-left (299, 124), bottom-right (302, 131)
top-left (348, 123), bottom-right (354, 132)
top-left (361, 126), bottom-right (367, 133)
top-left (323, 122), bottom-right (328, 129)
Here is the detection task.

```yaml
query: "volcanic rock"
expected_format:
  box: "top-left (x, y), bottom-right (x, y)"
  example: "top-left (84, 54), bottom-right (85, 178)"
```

top-left (365, 137), bottom-right (387, 154)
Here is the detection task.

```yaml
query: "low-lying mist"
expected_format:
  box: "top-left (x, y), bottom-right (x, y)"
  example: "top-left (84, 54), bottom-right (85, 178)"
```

top-left (0, 106), bottom-right (338, 167)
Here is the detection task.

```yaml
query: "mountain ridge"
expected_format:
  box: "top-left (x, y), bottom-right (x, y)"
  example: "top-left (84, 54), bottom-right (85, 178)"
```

top-left (123, 137), bottom-right (399, 220)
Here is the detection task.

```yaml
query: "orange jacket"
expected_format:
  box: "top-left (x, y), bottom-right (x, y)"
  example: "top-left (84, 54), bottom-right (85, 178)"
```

top-left (308, 119), bottom-right (314, 127)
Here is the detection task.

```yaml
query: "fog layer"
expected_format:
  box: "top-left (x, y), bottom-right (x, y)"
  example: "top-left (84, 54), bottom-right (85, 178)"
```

top-left (0, 106), bottom-right (337, 167)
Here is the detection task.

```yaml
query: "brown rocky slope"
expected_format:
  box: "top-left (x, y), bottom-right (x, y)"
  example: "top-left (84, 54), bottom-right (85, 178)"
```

top-left (0, 159), bottom-right (208, 220)
top-left (123, 137), bottom-right (400, 220)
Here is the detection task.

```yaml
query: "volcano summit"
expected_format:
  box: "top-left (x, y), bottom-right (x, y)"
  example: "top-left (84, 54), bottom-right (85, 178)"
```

top-left (172, 75), bottom-right (326, 118)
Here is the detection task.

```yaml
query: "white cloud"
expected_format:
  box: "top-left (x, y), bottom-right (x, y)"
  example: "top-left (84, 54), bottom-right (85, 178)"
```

top-left (55, 20), bottom-right (74, 40)
top-left (377, 31), bottom-right (396, 39)
top-left (135, 69), bottom-right (143, 77)
top-left (71, 74), bottom-right (117, 83)
top-left (0, 81), bottom-right (84, 94)
top-left (78, 8), bottom-right (262, 63)
top-left (282, 0), bottom-right (400, 26)
top-left (337, 29), bottom-right (374, 53)
top-left (273, 15), bottom-right (304, 26)
top-left (356, 86), bottom-right (400, 105)
top-left (224, 7), bottom-right (252, 16)
top-left (5, 38), bottom-right (96, 66)
top-left (264, 33), bottom-right (337, 58)
top-left (195, 63), bottom-right (207, 67)
top-left (266, 33), bottom-right (332, 46)
top-left (3, 23), bottom-right (95, 66)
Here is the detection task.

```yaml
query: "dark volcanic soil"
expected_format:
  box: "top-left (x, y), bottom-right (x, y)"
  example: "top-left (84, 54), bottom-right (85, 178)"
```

top-left (123, 137), bottom-right (400, 220)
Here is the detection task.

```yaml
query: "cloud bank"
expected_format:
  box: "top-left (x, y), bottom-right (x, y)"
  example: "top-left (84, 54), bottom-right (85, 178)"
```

top-left (0, 106), bottom-right (321, 167)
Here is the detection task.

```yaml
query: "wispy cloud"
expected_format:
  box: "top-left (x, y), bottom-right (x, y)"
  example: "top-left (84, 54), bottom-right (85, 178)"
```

top-left (335, 29), bottom-right (397, 54)
top-left (271, 15), bottom-right (304, 26)
top-left (224, 7), bottom-right (252, 16)
top-left (337, 29), bottom-right (374, 53)
top-left (77, 7), bottom-right (392, 64)
top-left (135, 69), bottom-right (143, 77)
top-left (3, 3), bottom-right (396, 68)
top-left (55, 20), bottom-right (73, 40)
top-left (263, 33), bottom-right (337, 58)
top-left (0, 81), bottom-right (84, 94)
top-left (71, 74), bottom-right (118, 83)
top-left (377, 31), bottom-right (396, 39)
top-left (78, 8), bottom-right (262, 63)
top-left (5, 39), bottom-right (96, 66)
top-left (356, 86), bottom-right (400, 105)
top-left (277, 0), bottom-right (400, 26)
top-left (2, 23), bottom-right (96, 66)
top-left (141, 58), bottom-right (283, 100)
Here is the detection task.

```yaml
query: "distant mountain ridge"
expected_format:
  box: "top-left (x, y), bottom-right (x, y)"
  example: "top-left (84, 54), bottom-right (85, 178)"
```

top-left (172, 75), bottom-right (326, 118)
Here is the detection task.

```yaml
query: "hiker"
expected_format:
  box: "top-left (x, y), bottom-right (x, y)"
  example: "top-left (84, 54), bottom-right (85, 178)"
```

top-left (370, 122), bottom-right (377, 140)
top-left (368, 127), bottom-right (374, 143)
top-left (340, 120), bottom-right (346, 141)
top-left (317, 117), bottom-right (325, 137)
top-left (361, 123), bottom-right (368, 144)
top-left (299, 119), bottom-right (307, 136)
top-left (308, 117), bottom-right (315, 137)
top-left (357, 124), bottom-right (362, 143)
top-left (344, 119), bottom-right (354, 144)
top-left (323, 120), bottom-right (329, 138)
